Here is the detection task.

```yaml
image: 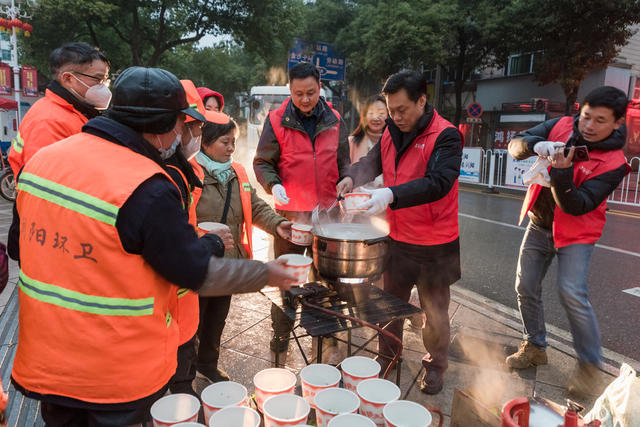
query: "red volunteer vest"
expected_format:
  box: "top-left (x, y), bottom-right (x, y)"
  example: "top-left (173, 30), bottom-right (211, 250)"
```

top-left (269, 98), bottom-right (340, 211)
top-left (381, 111), bottom-right (460, 246)
top-left (13, 133), bottom-right (179, 403)
top-left (519, 116), bottom-right (631, 248)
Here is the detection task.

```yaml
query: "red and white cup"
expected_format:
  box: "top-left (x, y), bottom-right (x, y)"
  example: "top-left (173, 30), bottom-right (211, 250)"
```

top-left (299, 363), bottom-right (341, 408)
top-left (253, 368), bottom-right (297, 412)
top-left (173, 423), bottom-right (206, 427)
top-left (383, 400), bottom-right (441, 427)
top-left (356, 379), bottom-right (401, 426)
top-left (262, 394), bottom-right (310, 427)
top-left (342, 192), bottom-right (371, 214)
top-left (209, 406), bottom-right (261, 427)
top-left (201, 381), bottom-right (247, 421)
top-left (328, 413), bottom-right (377, 427)
top-left (197, 221), bottom-right (218, 237)
top-left (314, 387), bottom-right (360, 427)
top-left (340, 356), bottom-right (381, 392)
top-left (290, 223), bottom-right (313, 246)
top-left (277, 254), bottom-right (313, 285)
top-left (150, 393), bottom-right (200, 427)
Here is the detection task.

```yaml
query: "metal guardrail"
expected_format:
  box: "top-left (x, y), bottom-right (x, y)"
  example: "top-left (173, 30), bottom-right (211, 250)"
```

top-left (472, 148), bottom-right (640, 207)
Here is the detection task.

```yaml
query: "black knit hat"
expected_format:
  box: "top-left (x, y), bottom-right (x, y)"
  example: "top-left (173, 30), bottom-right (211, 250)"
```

top-left (106, 66), bottom-right (205, 134)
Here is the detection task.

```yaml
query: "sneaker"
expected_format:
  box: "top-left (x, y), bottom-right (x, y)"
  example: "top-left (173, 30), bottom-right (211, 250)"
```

top-left (506, 341), bottom-right (548, 369)
top-left (420, 370), bottom-right (444, 395)
top-left (567, 362), bottom-right (600, 397)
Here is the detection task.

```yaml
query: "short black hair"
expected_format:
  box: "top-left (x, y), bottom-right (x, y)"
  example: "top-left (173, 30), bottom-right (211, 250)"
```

top-left (49, 42), bottom-right (109, 78)
top-left (288, 62), bottom-right (320, 84)
top-left (582, 86), bottom-right (628, 120)
top-left (382, 70), bottom-right (427, 102)
top-left (202, 119), bottom-right (238, 147)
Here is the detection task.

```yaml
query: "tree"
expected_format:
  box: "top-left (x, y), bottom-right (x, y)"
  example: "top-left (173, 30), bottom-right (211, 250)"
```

top-left (503, 0), bottom-right (640, 114)
top-left (335, 0), bottom-right (510, 125)
top-left (20, 0), bottom-right (303, 73)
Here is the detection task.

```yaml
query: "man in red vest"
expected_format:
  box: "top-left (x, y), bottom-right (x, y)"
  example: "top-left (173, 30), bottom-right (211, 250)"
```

top-left (8, 66), bottom-right (295, 426)
top-left (506, 86), bottom-right (630, 397)
top-left (337, 70), bottom-right (463, 394)
top-left (254, 62), bottom-right (350, 354)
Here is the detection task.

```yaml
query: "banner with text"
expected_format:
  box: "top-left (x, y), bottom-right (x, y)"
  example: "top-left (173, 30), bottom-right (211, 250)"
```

top-left (505, 155), bottom-right (536, 188)
top-left (0, 63), bottom-right (11, 95)
top-left (21, 66), bottom-right (37, 97)
top-left (460, 147), bottom-right (482, 183)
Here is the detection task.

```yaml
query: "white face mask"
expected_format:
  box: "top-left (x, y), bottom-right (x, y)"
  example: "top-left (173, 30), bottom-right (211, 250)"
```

top-left (181, 127), bottom-right (202, 161)
top-left (157, 130), bottom-right (181, 160)
top-left (69, 73), bottom-right (112, 109)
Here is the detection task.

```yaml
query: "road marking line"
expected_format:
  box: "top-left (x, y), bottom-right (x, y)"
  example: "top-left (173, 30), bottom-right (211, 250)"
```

top-left (622, 287), bottom-right (640, 298)
top-left (451, 285), bottom-right (640, 374)
top-left (459, 213), bottom-right (640, 258)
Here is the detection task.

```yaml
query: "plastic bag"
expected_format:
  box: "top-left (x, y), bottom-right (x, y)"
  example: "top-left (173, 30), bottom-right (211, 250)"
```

top-left (584, 363), bottom-right (640, 427)
top-left (522, 157), bottom-right (551, 187)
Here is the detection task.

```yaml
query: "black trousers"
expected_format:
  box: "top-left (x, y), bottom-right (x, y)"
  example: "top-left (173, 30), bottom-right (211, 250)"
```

top-left (41, 401), bottom-right (152, 427)
top-left (197, 295), bottom-right (232, 379)
top-left (169, 333), bottom-right (198, 396)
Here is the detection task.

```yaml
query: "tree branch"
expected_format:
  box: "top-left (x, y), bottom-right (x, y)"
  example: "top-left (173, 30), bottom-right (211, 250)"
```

top-left (86, 20), bottom-right (100, 47)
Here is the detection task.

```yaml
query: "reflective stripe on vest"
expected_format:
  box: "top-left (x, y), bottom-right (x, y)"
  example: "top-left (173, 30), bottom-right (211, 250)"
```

top-left (18, 270), bottom-right (154, 316)
top-left (11, 131), bottom-right (24, 154)
top-left (231, 162), bottom-right (253, 259)
top-left (17, 172), bottom-right (119, 226)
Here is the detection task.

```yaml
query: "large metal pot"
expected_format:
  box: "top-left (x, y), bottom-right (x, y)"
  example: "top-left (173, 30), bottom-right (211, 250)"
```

top-left (312, 223), bottom-right (389, 280)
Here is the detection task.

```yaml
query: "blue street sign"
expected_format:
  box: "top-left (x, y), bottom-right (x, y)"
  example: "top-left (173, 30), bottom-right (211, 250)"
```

top-left (467, 102), bottom-right (483, 118)
top-left (288, 39), bottom-right (346, 81)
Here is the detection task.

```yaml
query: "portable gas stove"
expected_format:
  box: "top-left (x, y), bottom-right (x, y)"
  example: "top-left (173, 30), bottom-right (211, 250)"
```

top-left (262, 277), bottom-right (422, 385)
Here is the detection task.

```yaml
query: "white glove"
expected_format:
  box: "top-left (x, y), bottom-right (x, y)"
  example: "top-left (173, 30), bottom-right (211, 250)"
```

top-left (533, 141), bottom-right (565, 157)
top-left (358, 187), bottom-right (394, 215)
top-left (271, 184), bottom-right (290, 205)
top-left (522, 157), bottom-right (551, 187)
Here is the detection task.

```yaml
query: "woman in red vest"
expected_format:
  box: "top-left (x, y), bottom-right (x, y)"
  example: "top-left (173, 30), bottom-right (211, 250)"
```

top-left (194, 112), bottom-right (292, 390)
top-left (506, 86), bottom-right (630, 397)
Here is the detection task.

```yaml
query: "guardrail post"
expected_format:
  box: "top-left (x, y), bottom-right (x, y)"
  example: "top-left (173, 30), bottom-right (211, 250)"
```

top-left (483, 151), bottom-right (499, 194)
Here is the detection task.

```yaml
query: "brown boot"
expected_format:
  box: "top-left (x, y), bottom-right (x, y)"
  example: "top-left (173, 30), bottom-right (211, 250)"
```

top-left (567, 362), bottom-right (601, 397)
top-left (506, 341), bottom-right (548, 369)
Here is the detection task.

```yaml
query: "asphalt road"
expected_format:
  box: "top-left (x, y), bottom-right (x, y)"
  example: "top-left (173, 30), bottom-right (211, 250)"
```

top-left (0, 185), bottom-right (637, 362)
top-left (457, 187), bottom-right (640, 362)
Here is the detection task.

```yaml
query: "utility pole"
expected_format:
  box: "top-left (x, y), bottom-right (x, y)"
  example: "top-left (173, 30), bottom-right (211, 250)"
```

top-left (0, 0), bottom-right (30, 126)
top-left (433, 64), bottom-right (443, 111)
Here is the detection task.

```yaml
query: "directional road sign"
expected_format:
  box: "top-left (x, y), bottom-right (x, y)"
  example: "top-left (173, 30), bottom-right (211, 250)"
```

top-left (288, 38), bottom-right (346, 82)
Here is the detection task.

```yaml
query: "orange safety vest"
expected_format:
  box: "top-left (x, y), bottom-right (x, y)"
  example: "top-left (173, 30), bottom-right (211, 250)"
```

top-left (231, 162), bottom-right (253, 259)
top-left (13, 133), bottom-right (179, 404)
top-left (165, 161), bottom-right (202, 344)
top-left (9, 89), bottom-right (88, 176)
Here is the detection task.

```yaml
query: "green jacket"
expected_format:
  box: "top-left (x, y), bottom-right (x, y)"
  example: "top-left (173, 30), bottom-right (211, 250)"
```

top-left (195, 166), bottom-right (287, 259)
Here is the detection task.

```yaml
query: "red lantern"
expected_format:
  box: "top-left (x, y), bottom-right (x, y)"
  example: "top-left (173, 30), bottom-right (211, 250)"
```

top-left (22, 23), bottom-right (32, 37)
top-left (10, 19), bottom-right (22, 31)
top-left (0, 19), bottom-right (8, 31)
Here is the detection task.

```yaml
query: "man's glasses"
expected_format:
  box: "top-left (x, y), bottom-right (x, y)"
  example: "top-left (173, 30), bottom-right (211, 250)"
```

top-left (73, 71), bottom-right (111, 87)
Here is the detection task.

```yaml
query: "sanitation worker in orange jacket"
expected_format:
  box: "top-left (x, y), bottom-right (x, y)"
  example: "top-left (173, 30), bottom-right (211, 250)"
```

top-left (8, 42), bottom-right (110, 176)
top-left (7, 66), bottom-right (295, 426)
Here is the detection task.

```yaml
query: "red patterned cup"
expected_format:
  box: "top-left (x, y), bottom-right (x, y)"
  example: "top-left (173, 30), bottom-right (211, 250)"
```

top-left (253, 368), bottom-right (297, 412)
top-left (299, 363), bottom-right (341, 408)
top-left (341, 356), bottom-right (381, 392)
top-left (356, 379), bottom-right (400, 426)
top-left (291, 223), bottom-right (313, 246)
top-left (314, 387), bottom-right (360, 427)
top-left (150, 394), bottom-right (200, 427)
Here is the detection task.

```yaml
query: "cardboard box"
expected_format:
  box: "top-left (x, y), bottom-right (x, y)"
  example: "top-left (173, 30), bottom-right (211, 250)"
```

top-left (450, 388), bottom-right (502, 427)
